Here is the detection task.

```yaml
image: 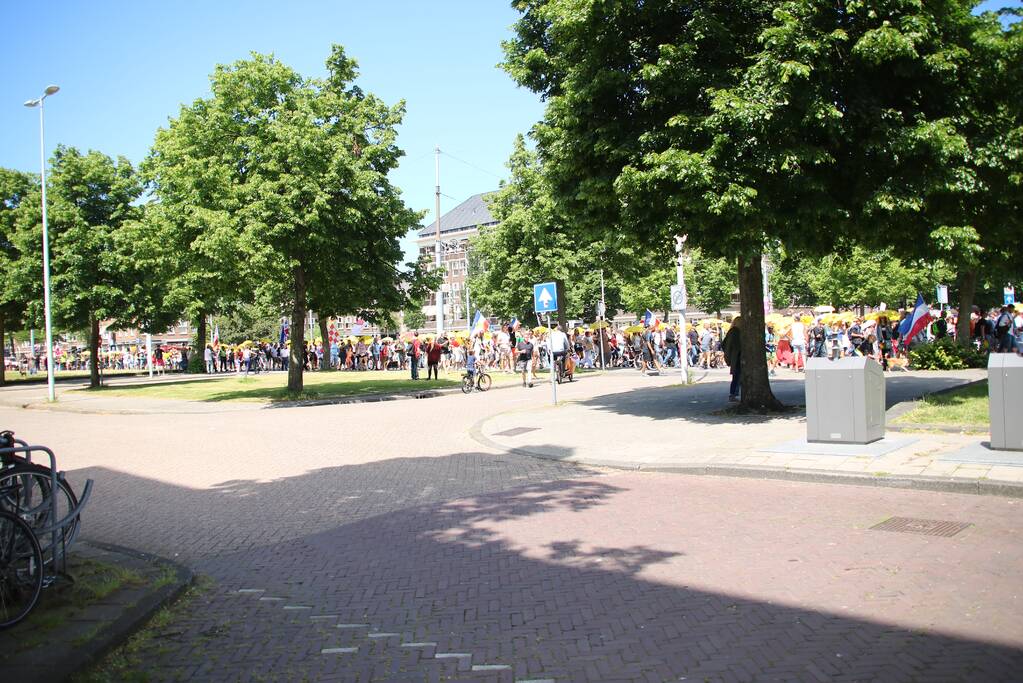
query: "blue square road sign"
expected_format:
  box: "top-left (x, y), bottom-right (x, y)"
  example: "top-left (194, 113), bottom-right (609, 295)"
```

top-left (534, 282), bottom-right (558, 313)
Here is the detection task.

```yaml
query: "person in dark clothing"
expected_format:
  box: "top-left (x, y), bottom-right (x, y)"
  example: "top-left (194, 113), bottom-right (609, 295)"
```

top-left (934, 310), bottom-right (948, 339)
top-left (877, 316), bottom-right (893, 371)
top-left (722, 316), bottom-right (742, 402)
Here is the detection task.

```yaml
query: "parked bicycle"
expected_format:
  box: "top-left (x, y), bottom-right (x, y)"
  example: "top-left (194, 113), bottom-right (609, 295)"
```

top-left (0, 430), bottom-right (93, 628)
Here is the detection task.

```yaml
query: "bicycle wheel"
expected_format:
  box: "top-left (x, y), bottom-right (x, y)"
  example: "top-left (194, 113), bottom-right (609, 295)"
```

top-left (461, 375), bottom-right (474, 394)
top-left (0, 465), bottom-right (80, 561)
top-left (476, 373), bottom-right (492, 392)
top-left (0, 510), bottom-right (43, 629)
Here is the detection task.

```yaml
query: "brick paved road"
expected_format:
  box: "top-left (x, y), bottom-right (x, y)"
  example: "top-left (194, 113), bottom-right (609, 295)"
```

top-left (2, 372), bottom-right (1021, 681)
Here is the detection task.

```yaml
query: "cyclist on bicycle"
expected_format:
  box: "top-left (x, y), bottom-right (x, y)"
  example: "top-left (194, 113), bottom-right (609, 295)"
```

top-left (465, 347), bottom-right (477, 382)
top-left (548, 322), bottom-right (570, 380)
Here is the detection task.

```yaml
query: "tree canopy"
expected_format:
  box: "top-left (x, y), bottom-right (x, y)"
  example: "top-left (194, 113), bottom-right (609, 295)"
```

top-left (146, 46), bottom-right (432, 391)
top-left (503, 0), bottom-right (1009, 409)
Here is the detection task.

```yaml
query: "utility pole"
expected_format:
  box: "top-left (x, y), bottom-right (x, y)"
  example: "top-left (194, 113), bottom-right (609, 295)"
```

top-left (675, 235), bottom-right (690, 384)
top-left (598, 270), bottom-right (607, 370)
top-left (435, 147), bottom-right (444, 336)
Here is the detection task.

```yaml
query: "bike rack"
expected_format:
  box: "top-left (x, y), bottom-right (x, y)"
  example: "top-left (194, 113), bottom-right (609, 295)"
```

top-left (0, 441), bottom-right (94, 576)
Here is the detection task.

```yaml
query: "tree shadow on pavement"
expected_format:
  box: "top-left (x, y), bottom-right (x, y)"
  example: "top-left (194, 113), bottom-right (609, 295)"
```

top-left (68, 450), bottom-right (1021, 682)
top-left (577, 374), bottom-right (981, 424)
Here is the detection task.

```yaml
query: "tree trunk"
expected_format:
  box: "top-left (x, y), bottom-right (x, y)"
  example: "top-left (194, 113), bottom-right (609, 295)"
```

top-left (196, 314), bottom-right (208, 371)
top-left (738, 253), bottom-right (783, 411)
top-left (956, 268), bottom-right (977, 347)
top-left (287, 264), bottom-right (307, 393)
top-left (0, 313), bottom-right (6, 387)
top-left (89, 316), bottom-right (101, 389)
top-left (318, 314), bottom-right (330, 371)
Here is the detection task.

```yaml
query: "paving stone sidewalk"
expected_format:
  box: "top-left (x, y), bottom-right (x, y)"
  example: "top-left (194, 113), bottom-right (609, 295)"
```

top-left (473, 369), bottom-right (1023, 492)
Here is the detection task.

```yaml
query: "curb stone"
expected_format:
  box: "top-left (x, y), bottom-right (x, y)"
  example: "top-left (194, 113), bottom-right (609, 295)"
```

top-left (469, 415), bottom-right (1023, 500)
top-left (0, 540), bottom-right (194, 683)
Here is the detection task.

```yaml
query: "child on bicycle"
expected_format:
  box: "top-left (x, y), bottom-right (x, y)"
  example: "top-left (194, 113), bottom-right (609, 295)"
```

top-left (465, 347), bottom-right (477, 382)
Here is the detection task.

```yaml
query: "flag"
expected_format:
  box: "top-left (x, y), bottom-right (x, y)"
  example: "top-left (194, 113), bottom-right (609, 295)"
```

top-left (643, 309), bottom-right (661, 329)
top-left (352, 317), bottom-right (366, 335)
top-left (903, 293), bottom-right (933, 341)
top-left (328, 320), bottom-right (339, 344)
top-left (510, 318), bottom-right (520, 330)
top-left (471, 311), bottom-right (490, 335)
top-left (212, 325), bottom-right (220, 349)
top-left (279, 320), bottom-right (289, 345)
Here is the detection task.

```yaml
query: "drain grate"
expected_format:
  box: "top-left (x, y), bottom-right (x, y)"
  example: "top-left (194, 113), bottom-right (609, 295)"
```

top-left (494, 427), bottom-right (540, 437)
top-left (870, 517), bottom-right (972, 537)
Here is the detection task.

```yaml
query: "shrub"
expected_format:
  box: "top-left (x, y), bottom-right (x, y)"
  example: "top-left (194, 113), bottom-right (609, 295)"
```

top-left (909, 338), bottom-right (988, 370)
top-left (187, 352), bottom-right (206, 374)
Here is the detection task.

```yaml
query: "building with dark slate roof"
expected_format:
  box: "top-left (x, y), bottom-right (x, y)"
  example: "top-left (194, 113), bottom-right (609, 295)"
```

top-left (416, 192), bottom-right (498, 329)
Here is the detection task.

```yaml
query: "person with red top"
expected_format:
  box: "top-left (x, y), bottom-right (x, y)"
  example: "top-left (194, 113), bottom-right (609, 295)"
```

top-left (425, 337), bottom-right (444, 380)
top-left (409, 332), bottom-right (421, 380)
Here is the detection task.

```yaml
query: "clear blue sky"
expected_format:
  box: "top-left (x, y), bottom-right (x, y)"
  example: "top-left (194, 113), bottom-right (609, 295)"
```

top-left (2, 1), bottom-right (1018, 262)
top-left (0, 0), bottom-right (544, 261)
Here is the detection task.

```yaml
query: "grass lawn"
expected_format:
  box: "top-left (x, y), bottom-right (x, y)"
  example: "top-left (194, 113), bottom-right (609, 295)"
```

top-left (893, 381), bottom-right (989, 426)
top-left (1, 369), bottom-right (147, 384)
top-left (80, 368), bottom-right (534, 403)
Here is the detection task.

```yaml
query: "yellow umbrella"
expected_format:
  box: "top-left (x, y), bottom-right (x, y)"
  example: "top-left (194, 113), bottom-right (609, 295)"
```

top-left (590, 320), bottom-right (610, 329)
top-left (533, 326), bottom-right (549, 334)
top-left (381, 337), bottom-right (394, 343)
top-left (700, 318), bottom-right (725, 326)
top-left (624, 324), bottom-right (645, 334)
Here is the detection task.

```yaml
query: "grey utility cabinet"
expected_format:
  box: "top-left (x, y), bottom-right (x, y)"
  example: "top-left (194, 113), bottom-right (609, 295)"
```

top-left (805, 357), bottom-right (885, 444)
top-left (989, 353), bottom-right (1023, 451)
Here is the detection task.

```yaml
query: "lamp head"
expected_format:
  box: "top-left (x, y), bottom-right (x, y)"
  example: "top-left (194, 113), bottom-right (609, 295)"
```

top-left (44, 85), bottom-right (60, 96)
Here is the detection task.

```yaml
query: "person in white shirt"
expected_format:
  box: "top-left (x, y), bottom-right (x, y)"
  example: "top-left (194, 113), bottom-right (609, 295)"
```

top-left (789, 315), bottom-right (807, 371)
top-left (548, 322), bottom-right (570, 376)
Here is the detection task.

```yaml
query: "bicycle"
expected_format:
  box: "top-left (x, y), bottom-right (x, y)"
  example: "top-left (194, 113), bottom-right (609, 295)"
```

top-left (461, 369), bottom-right (492, 393)
top-left (0, 506), bottom-right (44, 629)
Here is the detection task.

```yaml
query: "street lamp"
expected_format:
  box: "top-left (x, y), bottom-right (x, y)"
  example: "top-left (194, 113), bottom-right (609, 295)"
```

top-left (24, 85), bottom-right (59, 402)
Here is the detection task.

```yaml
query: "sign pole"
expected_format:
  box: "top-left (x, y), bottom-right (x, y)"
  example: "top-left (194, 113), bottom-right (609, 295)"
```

top-left (548, 313), bottom-right (557, 406)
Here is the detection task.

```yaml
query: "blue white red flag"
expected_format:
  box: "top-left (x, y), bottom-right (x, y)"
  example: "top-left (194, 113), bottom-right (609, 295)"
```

top-left (643, 309), bottom-right (661, 329)
top-left (904, 293), bottom-right (933, 340)
top-left (510, 318), bottom-right (520, 330)
top-left (471, 311), bottom-right (490, 335)
top-left (279, 320), bottom-right (289, 345)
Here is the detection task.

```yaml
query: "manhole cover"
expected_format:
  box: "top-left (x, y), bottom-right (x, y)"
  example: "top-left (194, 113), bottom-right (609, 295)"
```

top-left (494, 427), bottom-right (540, 437)
top-left (870, 517), bottom-right (972, 537)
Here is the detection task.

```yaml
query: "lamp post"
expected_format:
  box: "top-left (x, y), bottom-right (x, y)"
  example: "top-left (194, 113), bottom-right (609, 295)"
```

top-left (24, 85), bottom-right (59, 402)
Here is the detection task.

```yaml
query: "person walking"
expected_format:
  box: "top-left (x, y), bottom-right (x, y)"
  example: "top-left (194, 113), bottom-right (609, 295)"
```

top-left (204, 345), bottom-right (214, 374)
top-left (516, 330), bottom-right (537, 387)
top-left (722, 316), bottom-right (743, 402)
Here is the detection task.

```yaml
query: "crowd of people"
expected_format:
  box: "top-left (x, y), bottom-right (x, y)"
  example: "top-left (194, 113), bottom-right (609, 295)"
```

top-left (9, 303), bottom-right (1020, 393)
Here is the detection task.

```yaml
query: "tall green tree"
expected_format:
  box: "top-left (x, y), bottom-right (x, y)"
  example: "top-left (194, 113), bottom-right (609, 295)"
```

top-left (146, 46), bottom-right (430, 392)
top-left (467, 135), bottom-right (628, 326)
top-left (505, 0), bottom-right (986, 410)
top-left (12, 147), bottom-right (143, 388)
top-left (0, 169), bottom-right (36, 385)
top-left (925, 7), bottom-right (1022, 343)
top-left (689, 251), bottom-right (736, 319)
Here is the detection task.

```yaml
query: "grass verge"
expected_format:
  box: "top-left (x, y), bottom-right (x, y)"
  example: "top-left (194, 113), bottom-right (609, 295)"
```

top-left (893, 381), bottom-right (989, 427)
top-left (78, 368), bottom-right (533, 403)
top-left (0, 556), bottom-right (145, 660)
